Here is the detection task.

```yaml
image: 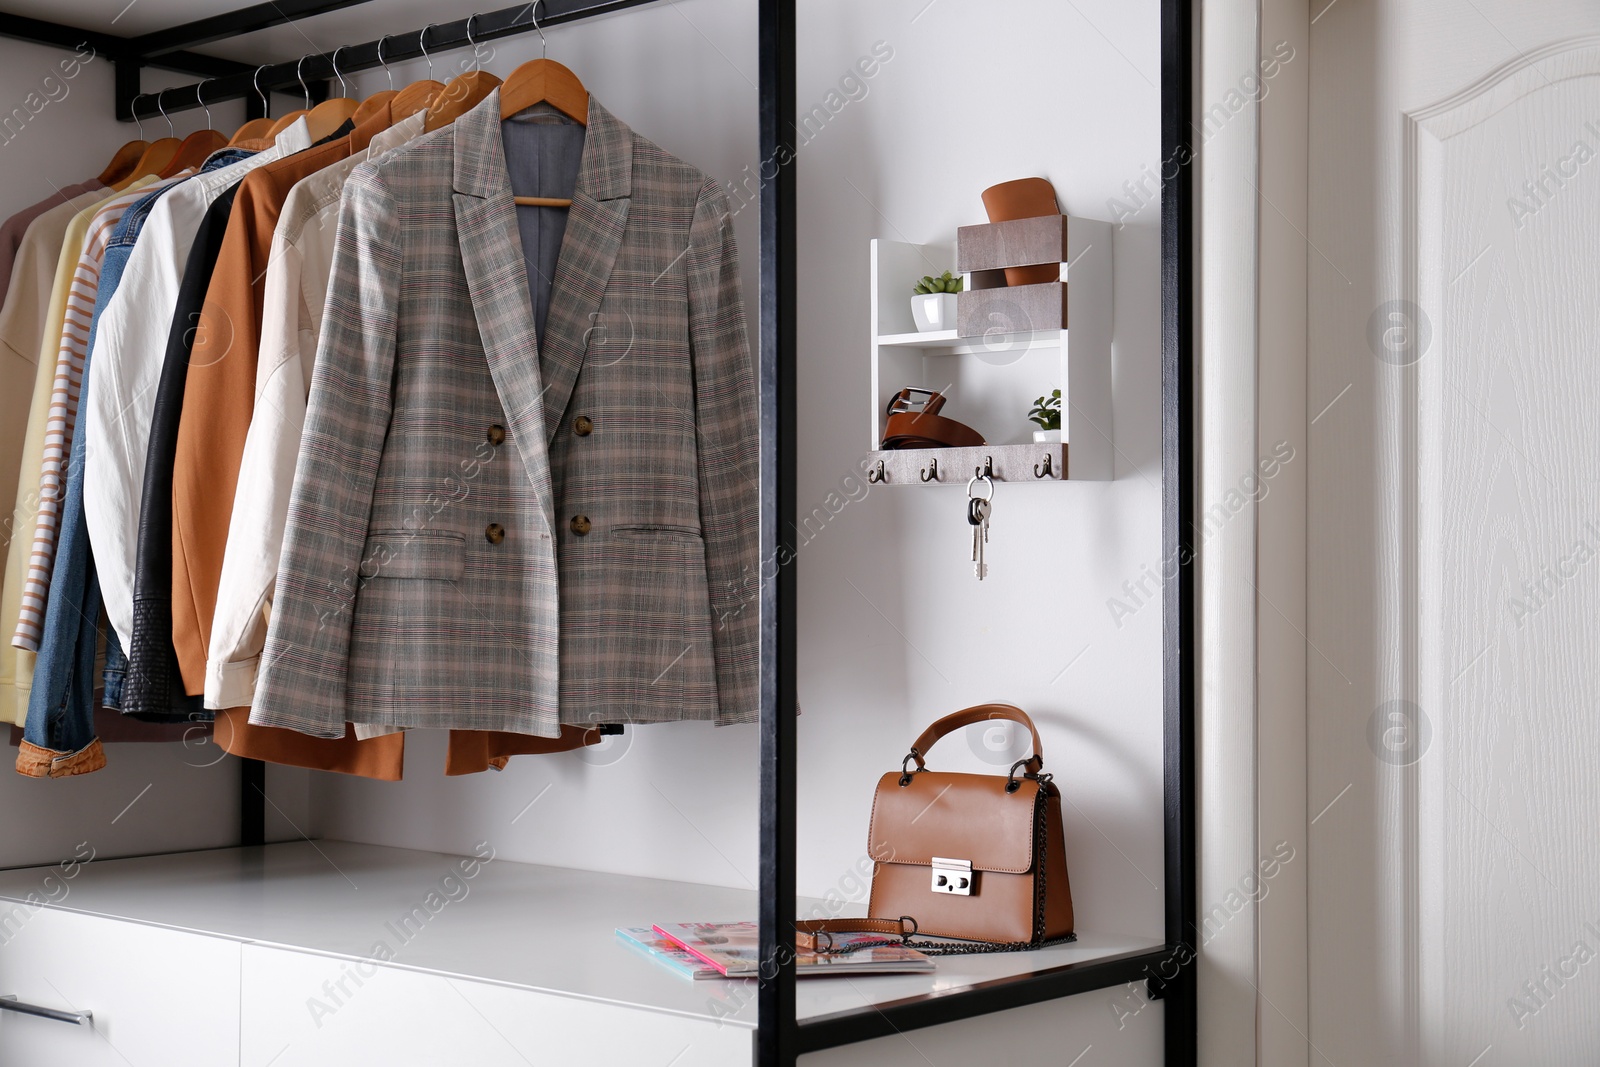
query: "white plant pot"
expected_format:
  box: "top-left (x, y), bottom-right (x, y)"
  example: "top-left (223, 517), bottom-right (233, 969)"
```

top-left (911, 293), bottom-right (959, 333)
top-left (1032, 429), bottom-right (1063, 443)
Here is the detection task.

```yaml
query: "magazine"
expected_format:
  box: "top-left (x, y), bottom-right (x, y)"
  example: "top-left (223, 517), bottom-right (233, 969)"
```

top-left (652, 921), bottom-right (935, 977)
top-left (615, 927), bottom-right (722, 980)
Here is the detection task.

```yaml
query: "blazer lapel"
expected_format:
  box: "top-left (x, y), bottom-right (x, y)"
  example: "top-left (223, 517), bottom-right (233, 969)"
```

top-left (451, 89), bottom-right (555, 503)
top-left (537, 96), bottom-right (632, 443)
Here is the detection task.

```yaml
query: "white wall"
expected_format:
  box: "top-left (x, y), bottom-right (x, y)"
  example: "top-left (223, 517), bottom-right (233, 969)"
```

top-left (0, 37), bottom-right (306, 870)
top-left (311, 0), bottom-right (1166, 949)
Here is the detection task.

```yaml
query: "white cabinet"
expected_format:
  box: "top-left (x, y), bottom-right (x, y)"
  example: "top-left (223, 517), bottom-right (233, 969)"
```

top-left (239, 944), bottom-right (750, 1066)
top-left (0, 908), bottom-right (241, 1066)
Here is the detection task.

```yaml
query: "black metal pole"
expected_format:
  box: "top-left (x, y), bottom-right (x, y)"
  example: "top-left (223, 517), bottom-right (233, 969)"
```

top-left (240, 759), bottom-right (266, 847)
top-left (1160, 0), bottom-right (1198, 1063)
top-left (117, 0), bottom-right (662, 120)
top-left (756, 0), bottom-right (797, 1063)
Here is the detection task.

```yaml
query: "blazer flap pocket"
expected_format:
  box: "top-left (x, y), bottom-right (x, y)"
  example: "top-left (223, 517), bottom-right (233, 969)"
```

top-left (358, 530), bottom-right (466, 581)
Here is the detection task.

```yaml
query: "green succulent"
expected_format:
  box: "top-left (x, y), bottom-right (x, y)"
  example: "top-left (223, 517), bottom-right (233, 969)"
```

top-left (1028, 389), bottom-right (1062, 431)
top-left (913, 270), bottom-right (963, 296)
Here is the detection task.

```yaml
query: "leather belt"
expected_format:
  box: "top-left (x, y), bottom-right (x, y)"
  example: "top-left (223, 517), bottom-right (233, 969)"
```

top-left (880, 388), bottom-right (984, 450)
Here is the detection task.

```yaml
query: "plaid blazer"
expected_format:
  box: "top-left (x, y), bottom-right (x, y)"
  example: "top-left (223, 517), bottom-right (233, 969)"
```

top-left (251, 91), bottom-right (758, 739)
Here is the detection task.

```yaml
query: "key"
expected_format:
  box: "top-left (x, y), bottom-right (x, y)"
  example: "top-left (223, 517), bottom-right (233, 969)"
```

top-left (968, 497), bottom-right (990, 580)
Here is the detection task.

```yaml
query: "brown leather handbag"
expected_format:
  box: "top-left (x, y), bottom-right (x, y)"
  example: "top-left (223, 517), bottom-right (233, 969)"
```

top-left (798, 704), bottom-right (1075, 954)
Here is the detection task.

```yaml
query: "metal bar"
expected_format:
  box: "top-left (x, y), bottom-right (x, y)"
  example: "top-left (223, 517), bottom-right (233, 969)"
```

top-left (241, 759), bottom-right (266, 847)
top-left (128, 0), bottom-right (380, 58)
top-left (0, 995), bottom-right (93, 1027)
top-left (0, 14), bottom-right (254, 78)
top-left (795, 948), bottom-right (1174, 1053)
top-left (121, 0), bottom-right (662, 119)
top-left (1160, 0), bottom-right (1198, 1063)
top-left (755, 0), bottom-right (797, 1063)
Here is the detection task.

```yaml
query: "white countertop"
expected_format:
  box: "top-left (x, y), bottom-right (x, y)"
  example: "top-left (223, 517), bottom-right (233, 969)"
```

top-left (0, 841), bottom-right (1163, 1027)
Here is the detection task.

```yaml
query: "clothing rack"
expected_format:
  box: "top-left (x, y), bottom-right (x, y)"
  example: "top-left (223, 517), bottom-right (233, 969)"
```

top-left (0, 2), bottom-right (1198, 1064)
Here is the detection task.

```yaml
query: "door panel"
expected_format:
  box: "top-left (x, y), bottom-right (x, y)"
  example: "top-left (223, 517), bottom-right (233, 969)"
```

top-left (1309, 7), bottom-right (1600, 1067)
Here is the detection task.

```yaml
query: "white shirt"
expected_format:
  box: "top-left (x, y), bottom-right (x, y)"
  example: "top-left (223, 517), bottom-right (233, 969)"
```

top-left (206, 113), bottom-right (426, 710)
top-left (83, 119), bottom-right (311, 652)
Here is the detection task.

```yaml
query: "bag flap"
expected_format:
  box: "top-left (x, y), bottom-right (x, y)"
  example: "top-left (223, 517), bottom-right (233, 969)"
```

top-left (868, 771), bottom-right (1040, 874)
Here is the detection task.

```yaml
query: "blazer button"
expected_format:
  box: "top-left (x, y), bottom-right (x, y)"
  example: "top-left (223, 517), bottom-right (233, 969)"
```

top-left (487, 423), bottom-right (506, 446)
top-left (572, 415), bottom-right (593, 437)
top-left (569, 515), bottom-right (592, 536)
top-left (485, 523), bottom-right (506, 544)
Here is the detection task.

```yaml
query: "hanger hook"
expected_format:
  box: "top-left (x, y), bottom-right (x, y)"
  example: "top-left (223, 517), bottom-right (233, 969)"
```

top-left (297, 55), bottom-right (310, 110)
top-left (331, 47), bottom-right (348, 98)
top-left (131, 93), bottom-right (147, 139)
top-left (419, 24), bottom-right (435, 77)
top-left (198, 79), bottom-right (214, 131)
top-left (253, 64), bottom-right (271, 119)
top-left (157, 89), bottom-right (173, 137)
top-left (466, 13), bottom-right (483, 71)
top-left (376, 35), bottom-right (394, 91)
top-left (530, 0), bottom-right (547, 60)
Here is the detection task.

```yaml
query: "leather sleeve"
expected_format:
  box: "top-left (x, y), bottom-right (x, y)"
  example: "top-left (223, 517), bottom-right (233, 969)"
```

top-left (685, 178), bottom-right (760, 724)
top-left (251, 163), bottom-right (401, 738)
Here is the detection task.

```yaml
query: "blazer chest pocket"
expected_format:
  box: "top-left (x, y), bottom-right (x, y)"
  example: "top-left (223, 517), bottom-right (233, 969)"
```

top-left (358, 530), bottom-right (466, 581)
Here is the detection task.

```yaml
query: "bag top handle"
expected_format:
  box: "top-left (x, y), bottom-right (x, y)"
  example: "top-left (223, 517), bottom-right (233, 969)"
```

top-left (907, 703), bottom-right (1043, 773)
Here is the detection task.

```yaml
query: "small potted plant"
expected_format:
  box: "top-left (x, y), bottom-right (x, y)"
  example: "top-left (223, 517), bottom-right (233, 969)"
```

top-left (1028, 389), bottom-right (1062, 443)
top-left (911, 270), bottom-right (963, 333)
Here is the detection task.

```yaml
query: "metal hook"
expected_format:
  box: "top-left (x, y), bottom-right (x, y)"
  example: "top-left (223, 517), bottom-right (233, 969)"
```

top-left (131, 93), bottom-right (146, 139)
top-left (418, 25), bottom-right (435, 77)
top-left (297, 55), bottom-right (311, 110)
top-left (156, 90), bottom-right (173, 137)
top-left (919, 456), bottom-right (940, 483)
top-left (466, 13), bottom-right (484, 70)
top-left (1033, 453), bottom-right (1055, 479)
top-left (331, 47), bottom-right (349, 98)
top-left (376, 35), bottom-right (395, 91)
top-left (530, 0), bottom-right (548, 60)
top-left (866, 459), bottom-right (887, 484)
top-left (253, 64), bottom-right (271, 119)
top-left (973, 456), bottom-right (995, 481)
top-left (198, 79), bottom-right (214, 130)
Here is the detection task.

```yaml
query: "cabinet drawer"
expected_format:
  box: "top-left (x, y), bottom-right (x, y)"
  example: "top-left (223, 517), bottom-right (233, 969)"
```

top-left (0, 906), bottom-right (241, 1066)
top-left (241, 944), bottom-right (750, 1066)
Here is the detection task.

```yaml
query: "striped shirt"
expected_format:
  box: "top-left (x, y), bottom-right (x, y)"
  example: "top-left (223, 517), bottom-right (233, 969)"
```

top-left (10, 174), bottom-right (182, 651)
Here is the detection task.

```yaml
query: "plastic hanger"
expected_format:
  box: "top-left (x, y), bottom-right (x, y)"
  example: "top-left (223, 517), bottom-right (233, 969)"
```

top-left (301, 54), bottom-right (361, 140)
top-left (230, 66), bottom-right (277, 145)
top-left (423, 16), bottom-right (501, 133)
top-left (346, 46), bottom-right (397, 125)
top-left (388, 30), bottom-right (444, 121)
top-left (498, 3), bottom-right (587, 207)
top-left (98, 99), bottom-right (150, 187)
top-left (159, 80), bottom-right (228, 178)
top-left (113, 93), bottom-right (182, 190)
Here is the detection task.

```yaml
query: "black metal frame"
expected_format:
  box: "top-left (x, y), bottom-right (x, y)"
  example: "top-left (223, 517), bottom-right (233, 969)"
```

top-left (0, 1), bottom-right (1196, 1063)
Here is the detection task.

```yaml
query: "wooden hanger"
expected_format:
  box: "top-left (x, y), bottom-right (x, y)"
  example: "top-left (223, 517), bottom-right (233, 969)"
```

top-left (159, 129), bottom-right (227, 178)
top-left (156, 82), bottom-right (226, 179)
top-left (97, 139), bottom-right (149, 186)
top-left (352, 89), bottom-right (398, 126)
top-left (390, 26), bottom-right (456, 124)
top-left (231, 66), bottom-right (277, 146)
top-left (423, 70), bottom-right (500, 132)
top-left (305, 48), bottom-right (362, 141)
top-left (496, 9), bottom-right (588, 208)
top-left (111, 93), bottom-right (179, 190)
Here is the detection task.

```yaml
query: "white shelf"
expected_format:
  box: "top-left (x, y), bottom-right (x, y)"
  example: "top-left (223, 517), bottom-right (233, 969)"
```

top-left (876, 328), bottom-right (1066, 352)
top-left (870, 227), bottom-right (1112, 479)
top-left (0, 841), bottom-right (1162, 1031)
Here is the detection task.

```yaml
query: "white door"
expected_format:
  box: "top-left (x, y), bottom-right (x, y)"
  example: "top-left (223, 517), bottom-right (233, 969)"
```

top-left (1309, 3), bottom-right (1600, 1065)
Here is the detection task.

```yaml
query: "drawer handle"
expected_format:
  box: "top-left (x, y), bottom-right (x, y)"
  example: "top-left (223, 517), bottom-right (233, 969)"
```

top-left (0, 994), bottom-right (93, 1026)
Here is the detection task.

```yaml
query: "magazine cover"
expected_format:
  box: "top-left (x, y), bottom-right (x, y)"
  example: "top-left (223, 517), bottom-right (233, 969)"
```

top-left (615, 927), bottom-right (722, 980)
top-left (652, 921), bottom-right (935, 978)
